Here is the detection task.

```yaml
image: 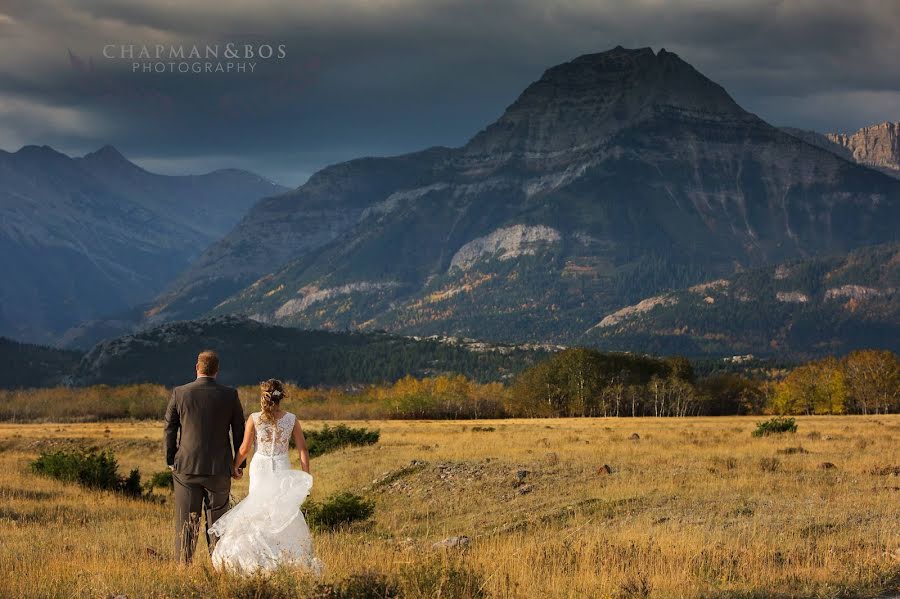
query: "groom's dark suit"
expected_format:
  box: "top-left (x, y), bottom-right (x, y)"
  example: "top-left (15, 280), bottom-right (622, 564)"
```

top-left (164, 375), bottom-right (245, 563)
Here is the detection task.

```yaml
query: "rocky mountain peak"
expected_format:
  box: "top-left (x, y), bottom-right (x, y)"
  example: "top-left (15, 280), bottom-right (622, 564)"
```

top-left (463, 46), bottom-right (756, 161)
top-left (826, 122), bottom-right (900, 174)
top-left (79, 144), bottom-right (144, 173)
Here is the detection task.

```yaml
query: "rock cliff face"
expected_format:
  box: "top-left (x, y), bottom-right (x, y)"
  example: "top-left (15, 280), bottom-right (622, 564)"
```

top-left (449, 225), bottom-right (562, 271)
top-left (0, 145), bottom-right (284, 344)
top-left (826, 122), bottom-right (900, 175)
top-left (154, 47), bottom-right (899, 346)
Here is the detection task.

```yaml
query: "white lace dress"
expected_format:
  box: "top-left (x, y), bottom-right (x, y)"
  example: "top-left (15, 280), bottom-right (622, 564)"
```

top-left (208, 412), bottom-right (321, 574)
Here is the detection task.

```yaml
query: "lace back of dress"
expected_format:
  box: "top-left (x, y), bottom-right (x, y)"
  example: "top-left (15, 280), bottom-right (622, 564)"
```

top-left (254, 412), bottom-right (294, 457)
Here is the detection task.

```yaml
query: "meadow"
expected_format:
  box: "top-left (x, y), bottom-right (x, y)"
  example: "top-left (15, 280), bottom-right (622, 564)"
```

top-left (0, 416), bottom-right (897, 598)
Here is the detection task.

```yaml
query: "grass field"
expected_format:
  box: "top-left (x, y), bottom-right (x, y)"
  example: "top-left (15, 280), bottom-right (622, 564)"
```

top-left (0, 416), bottom-right (898, 598)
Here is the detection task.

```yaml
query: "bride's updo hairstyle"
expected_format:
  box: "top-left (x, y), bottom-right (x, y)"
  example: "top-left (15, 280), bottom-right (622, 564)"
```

top-left (259, 378), bottom-right (286, 423)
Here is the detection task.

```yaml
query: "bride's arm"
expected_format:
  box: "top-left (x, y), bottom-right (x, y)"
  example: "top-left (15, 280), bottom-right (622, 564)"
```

top-left (292, 421), bottom-right (311, 474)
top-left (233, 417), bottom-right (255, 477)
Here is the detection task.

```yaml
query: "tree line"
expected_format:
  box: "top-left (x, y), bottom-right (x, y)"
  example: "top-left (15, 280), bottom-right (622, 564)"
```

top-left (328, 348), bottom-right (897, 418)
top-left (505, 348), bottom-right (898, 417)
top-left (0, 348), bottom-right (896, 421)
top-left (260, 348), bottom-right (899, 419)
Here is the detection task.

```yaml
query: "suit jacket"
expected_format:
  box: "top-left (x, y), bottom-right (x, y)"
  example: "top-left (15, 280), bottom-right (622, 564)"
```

top-left (164, 376), bottom-right (245, 476)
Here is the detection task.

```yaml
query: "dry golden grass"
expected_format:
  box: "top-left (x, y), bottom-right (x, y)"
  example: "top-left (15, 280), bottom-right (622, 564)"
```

top-left (0, 416), bottom-right (898, 598)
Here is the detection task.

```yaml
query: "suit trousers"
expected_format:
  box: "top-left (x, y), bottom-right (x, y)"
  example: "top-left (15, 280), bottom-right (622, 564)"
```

top-left (173, 471), bottom-right (232, 563)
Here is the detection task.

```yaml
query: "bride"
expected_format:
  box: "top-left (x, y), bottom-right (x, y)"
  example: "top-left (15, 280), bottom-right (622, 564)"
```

top-left (208, 379), bottom-right (322, 574)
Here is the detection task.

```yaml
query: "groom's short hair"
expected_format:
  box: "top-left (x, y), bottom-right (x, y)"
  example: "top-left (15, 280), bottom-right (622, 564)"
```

top-left (197, 350), bottom-right (219, 375)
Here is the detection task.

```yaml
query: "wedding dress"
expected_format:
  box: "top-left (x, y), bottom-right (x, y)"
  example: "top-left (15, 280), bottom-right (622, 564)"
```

top-left (208, 412), bottom-right (322, 574)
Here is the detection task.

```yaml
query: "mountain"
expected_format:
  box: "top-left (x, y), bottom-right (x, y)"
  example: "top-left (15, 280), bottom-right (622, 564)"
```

top-left (77, 145), bottom-right (287, 238)
top-left (145, 148), bottom-right (452, 325)
top-left (70, 315), bottom-right (551, 387)
top-left (154, 47), bottom-right (900, 347)
top-left (826, 122), bottom-right (900, 176)
top-left (0, 336), bottom-right (83, 389)
top-left (0, 145), bottom-right (285, 344)
top-left (583, 243), bottom-right (899, 358)
top-left (781, 124), bottom-right (900, 179)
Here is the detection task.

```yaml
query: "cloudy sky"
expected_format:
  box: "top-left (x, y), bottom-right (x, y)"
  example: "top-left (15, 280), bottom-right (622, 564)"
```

top-left (1, 0), bottom-right (899, 186)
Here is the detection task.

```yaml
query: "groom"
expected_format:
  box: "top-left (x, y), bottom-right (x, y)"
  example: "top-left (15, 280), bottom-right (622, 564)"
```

top-left (164, 350), bottom-right (246, 563)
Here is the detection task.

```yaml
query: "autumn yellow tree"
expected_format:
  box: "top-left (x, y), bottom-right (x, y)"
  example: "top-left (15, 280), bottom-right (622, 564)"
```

top-left (772, 357), bottom-right (846, 415)
top-left (841, 350), bottom-right (900, 414)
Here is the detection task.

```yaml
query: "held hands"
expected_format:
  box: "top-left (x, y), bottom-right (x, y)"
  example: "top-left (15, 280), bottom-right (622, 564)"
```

top-left (232, 466), bottom-right (243, 479)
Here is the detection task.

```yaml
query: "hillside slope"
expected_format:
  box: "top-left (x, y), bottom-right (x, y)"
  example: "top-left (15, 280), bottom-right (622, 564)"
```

top-left (70, 316), bottom-right (551, 387)
top-left (0, 337), bottom-right (82, 389)
top-left (582, 243), bottom-right (900, 358)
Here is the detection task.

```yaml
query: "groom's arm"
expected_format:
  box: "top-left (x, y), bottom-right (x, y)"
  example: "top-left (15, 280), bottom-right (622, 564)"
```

top-left (231, 389), bottom-right (246, 469)
top-left (163, 389), bottom-right (180, 468)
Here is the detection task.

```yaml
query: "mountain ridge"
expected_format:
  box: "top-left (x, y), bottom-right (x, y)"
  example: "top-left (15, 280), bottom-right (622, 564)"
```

top-left (69, 315), bottom-right (551, 387)
top-left (0, 145), bottom-right (286, 343)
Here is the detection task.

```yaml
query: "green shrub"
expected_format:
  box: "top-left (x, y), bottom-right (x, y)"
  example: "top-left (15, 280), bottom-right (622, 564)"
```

top-left (304, 424), bottom-right (379, 458)
top-left (31, 447), bottom-right (142, 497)
top-left (306, 491), bottom-right (374, 530)
top-left (120, 468), bottom-right (142, 496)
top-left (752, 417), bottom-right (797, 437)
top-left (146, 469), bottom-right (174, 491)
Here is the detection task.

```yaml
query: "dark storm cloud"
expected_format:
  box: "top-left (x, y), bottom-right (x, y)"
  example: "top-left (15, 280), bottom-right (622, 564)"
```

top-left (1, 0), bottom-right (898, 186)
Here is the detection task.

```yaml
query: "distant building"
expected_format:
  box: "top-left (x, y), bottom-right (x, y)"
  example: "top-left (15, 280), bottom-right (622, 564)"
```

top-left (724, 354), bottom-right (755, 364)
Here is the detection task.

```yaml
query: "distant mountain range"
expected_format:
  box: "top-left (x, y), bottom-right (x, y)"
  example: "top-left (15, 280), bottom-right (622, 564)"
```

top-left (140, 46), bottom-right (898, 351)
top-left (5, 46), bottom-right (900, 364)
top-left (584, 243), bottom-right (899, 358)
top-left (0, 145), bottom-right (285, 344)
